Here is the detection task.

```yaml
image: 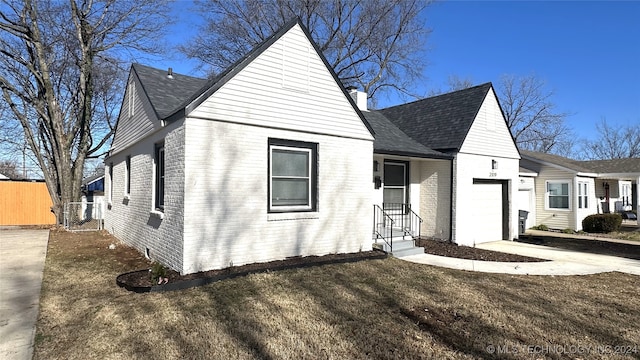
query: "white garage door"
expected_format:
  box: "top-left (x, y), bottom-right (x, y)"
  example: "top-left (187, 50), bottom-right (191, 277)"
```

top-left (471, 181), bottom-right (504, 244)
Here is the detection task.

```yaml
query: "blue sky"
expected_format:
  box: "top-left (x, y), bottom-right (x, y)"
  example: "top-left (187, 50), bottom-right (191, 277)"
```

top-left (153, 0), bottom-right (639, 142)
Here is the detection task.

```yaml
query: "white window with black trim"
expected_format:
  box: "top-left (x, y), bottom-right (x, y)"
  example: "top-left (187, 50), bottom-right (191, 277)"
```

top-left (125, 155), bottom-right (131, 197)
top-left (546, 181), bottom-right (570, 210)
top-left (268, 139), bottom-right (317, 212)
top-left (154, 143), bottom-right (165, 211)
top-left (578, 181), bottom-right (589, 209)
top-left (108, 162), bottom-right (113, 204)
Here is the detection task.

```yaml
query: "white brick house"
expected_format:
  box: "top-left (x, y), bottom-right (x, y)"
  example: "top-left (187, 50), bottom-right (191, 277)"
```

top-left (367, 84), bottom-right (521, 247)
top-left (105, 19), bottom-right (524, 273)
top-left (105, 20), bottom-right (374, 274)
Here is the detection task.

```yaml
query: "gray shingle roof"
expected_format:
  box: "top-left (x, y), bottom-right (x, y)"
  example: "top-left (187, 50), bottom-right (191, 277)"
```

top-left (520, 150), bottom-right (596, 173)
top-left (378, 83), bottom-right (493, 152)
top-left (363, 111), bottom-right (451, 159)
top-left (132, 64), bottom-right (207, 119)
top-left (577, 158), bottom-right (640, 174)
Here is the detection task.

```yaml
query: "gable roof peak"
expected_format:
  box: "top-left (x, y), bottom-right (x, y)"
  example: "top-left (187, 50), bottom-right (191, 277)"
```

top-left (378, 82), bottom-right (495, 151)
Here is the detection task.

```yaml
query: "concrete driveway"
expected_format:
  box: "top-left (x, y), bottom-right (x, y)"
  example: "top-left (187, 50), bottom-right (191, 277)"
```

top-left (0, 229), bottom-right (50, 360)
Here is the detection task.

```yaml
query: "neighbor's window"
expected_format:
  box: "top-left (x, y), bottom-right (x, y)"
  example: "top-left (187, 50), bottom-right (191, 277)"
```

top-left (154, 143), bottom-right (165, 211)
top-left (547, 181), bottom-right (569, 209)
top-left (125, 155), bottom-right (131, 196)
top-left (268, 139), bottom-right (317, 212)
top-left (578, 182), bottom-right (588, 209)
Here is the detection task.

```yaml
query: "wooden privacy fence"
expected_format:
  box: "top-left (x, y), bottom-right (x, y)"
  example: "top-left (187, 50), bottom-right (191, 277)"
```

top-left (0, 181), bottom-right (56, 225)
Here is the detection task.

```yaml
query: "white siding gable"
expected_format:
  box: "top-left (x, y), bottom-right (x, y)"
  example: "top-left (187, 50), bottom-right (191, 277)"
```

top-left (188, 24), bottom-right (373, 141)
top-left (111, 72), bottom-right (162, 154)
top-left (459, 90), bottom-right (519, 159)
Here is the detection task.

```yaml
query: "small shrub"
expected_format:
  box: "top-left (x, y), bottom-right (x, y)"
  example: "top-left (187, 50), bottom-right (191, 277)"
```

top-left (582, 213), bottom-right (622, 233)
top-left (531, 224), bottom-right (549, 231)
top-left (150, 262), bottom-right (167, 283)
top-left (561, 228), bottom-right (574, 234)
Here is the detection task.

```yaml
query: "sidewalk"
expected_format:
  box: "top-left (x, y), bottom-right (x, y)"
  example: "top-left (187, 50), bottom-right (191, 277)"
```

top-left (0, 229), bottom-right (50, 360)
top-left (399, 234), bottom-right (640, 276)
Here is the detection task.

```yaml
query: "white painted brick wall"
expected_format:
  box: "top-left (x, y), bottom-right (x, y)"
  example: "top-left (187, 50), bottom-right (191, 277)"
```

top-left (104, 120), bottom-right (185, 272)
top-left (419, 160), bottom-right (451, 240)
top-left (182, 118), bottom-right (373, 274)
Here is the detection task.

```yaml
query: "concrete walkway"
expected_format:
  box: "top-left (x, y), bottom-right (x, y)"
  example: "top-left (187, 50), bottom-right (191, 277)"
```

top-left (0, 229), bottom-right (50, 360)
top-left (400, 236), bottom-right (640, 276)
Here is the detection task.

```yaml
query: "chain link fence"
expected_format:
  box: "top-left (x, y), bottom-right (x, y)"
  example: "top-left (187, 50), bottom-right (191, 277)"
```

top-left (64, 199), bottom-right (104, 231)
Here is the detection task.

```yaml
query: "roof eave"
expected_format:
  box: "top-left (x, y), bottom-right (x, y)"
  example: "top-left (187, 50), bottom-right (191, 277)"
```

top-left (597, 172), bottom-right (640, 179)
top-left (521, 154), bottom-right (588, 175)
top-left (374, 149), bottom-right (453, 160)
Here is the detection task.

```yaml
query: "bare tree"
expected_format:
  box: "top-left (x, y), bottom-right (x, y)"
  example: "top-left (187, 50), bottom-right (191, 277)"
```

top-left (0, 159), bottom-right (23, 179)
top-left (0, 0), bottom-right (171, 223)
top-left (496, 74), bottom-right (571, 153)
top-left (183, 0), bottom-right (431, 102)
top-left (581, 118), bottom-right (640, 159)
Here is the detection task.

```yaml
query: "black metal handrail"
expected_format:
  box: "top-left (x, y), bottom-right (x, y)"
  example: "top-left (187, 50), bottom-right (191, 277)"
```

top-left (373, 204), bottom-right (395, 252)
top-left (373, 203), bottom-right (423, 251)
top-left (382, 203), bottom-right (423, 240)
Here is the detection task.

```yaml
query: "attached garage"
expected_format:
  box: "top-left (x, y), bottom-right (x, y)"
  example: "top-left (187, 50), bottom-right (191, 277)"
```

top-left (471, 179), bottom-right (508, 244)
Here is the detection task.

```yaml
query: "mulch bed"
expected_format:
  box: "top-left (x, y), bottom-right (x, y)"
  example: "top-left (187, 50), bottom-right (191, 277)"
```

top-left (117, 250), bottom-right (387, 293)
top-left (118, 239), bottom-right (551, 292)
top-left (415, 238), bottom-right (547, 263)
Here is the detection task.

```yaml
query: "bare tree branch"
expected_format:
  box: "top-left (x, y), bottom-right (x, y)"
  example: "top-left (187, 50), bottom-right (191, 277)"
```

top-left (183, 0), bottom-right (431, 102)
top-left (580, 118), bottom-right (640, 159)
top-left (0, 0), bottom-right (172, 223)
top-left (496, 74), bottom-right (572, 154)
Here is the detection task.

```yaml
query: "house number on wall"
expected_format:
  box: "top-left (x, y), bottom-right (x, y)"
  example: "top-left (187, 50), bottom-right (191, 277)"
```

top-left (489, 172), bottom-right (497, 177)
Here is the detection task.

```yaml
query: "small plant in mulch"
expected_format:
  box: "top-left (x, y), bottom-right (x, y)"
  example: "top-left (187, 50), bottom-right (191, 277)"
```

top-left (531, 224), bottom-right (549, 231)
top-left (561, 228), bottom-right (575, 234)
top-left (150, 262), bottom-right (169, 285)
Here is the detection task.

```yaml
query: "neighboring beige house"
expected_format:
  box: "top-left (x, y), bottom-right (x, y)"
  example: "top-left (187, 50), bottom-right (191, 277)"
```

top-left (105, 19), bottom-right (522, 274)
top-left (520, 151), bottom-right (639, 231)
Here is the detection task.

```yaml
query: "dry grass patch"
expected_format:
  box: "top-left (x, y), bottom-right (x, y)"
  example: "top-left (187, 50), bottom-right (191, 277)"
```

top-left (35, 230), bottom-right (640, 359)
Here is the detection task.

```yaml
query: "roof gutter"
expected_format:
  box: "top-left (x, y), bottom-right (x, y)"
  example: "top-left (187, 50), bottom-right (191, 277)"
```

top-left (374, 149), bottom-right (453, 160)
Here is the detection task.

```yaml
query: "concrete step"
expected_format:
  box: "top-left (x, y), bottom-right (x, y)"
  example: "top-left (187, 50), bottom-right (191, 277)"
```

top-left (373, 239), bottom-right (424, 256)
top-left (392, 246), bottom-right (426, 257)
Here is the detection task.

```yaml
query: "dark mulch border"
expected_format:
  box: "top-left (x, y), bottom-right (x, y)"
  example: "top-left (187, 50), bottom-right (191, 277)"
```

top-left (518, 234), bottom-right (640, 260)
top-left (116, 250), bottom-right (387, 293)
top-left (416, 238), bottom-right (547, 263)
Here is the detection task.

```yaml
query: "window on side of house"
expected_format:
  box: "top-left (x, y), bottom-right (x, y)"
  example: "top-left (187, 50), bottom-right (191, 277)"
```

top-left (547, 181), bottom-right (570, 210)
top-left (578, 182), bottom-right (588, 209)
top-left (154, 143), bottom-right (165, 211)
top-left (125, 155), bottom-right (131, 197)
top-left (268, 139), bottom-right (317, 212)
top-left (108, 162), bottom-right (113, 203)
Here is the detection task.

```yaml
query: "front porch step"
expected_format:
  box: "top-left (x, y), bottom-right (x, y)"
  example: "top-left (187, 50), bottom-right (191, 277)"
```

top-left (372, 239), bottom-right (425, 257)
